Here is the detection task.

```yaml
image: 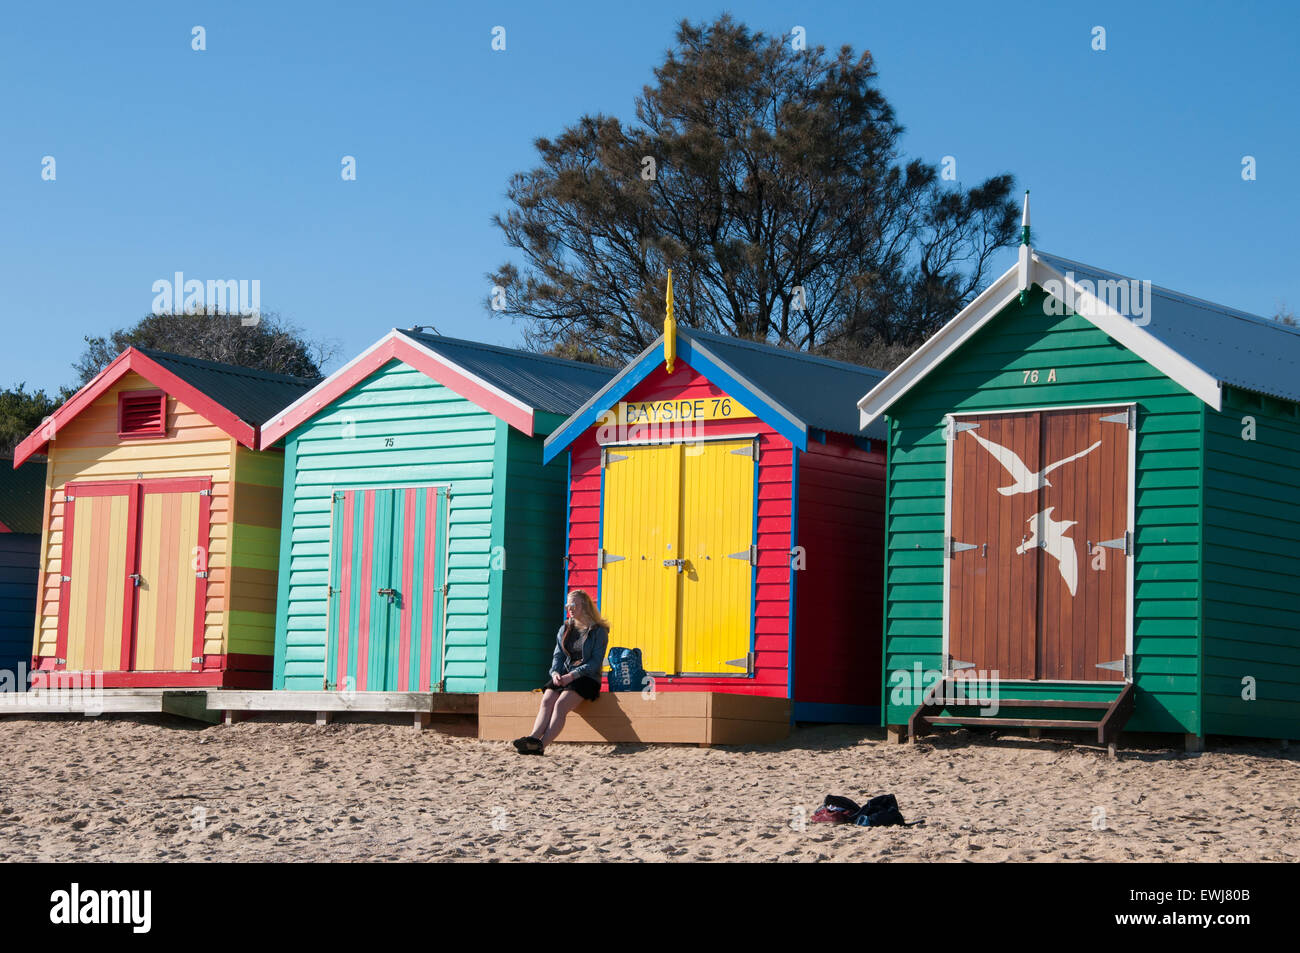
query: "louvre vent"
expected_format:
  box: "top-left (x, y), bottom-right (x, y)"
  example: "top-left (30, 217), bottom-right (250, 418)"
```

top-left (118, 391), bottom-right (167, 438)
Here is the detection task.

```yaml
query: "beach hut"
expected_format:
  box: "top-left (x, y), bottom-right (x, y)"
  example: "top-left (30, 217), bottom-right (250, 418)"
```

top-left (13, 348), bottom-right (316, 688)
top-left (0, 456), bottom-right (46, 691)
top-left (256, 329), bottom-right (617, 694)
top-left (858, 202), bottom-right (1300, 748)
top-left (542, 316), bottom-right (888, 724)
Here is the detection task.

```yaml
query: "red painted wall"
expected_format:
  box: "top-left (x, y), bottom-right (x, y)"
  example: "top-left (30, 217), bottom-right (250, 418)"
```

top-left (564, 361), bottom-right (794, 697)
top-left (793, 434), bottom-right (885, 709)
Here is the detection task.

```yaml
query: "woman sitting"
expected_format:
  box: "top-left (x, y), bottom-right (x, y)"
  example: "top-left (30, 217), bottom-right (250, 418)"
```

top-left (513, 590), bottom-right (609, 755)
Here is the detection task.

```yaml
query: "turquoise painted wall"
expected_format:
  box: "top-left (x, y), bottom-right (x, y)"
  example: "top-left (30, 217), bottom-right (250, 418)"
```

top-left (883, 288), bottom-right (1204, 734)
top-left (273, 360), bottom-right (500, 692)
top-left (1202, 386), bottom-right (1300, 739)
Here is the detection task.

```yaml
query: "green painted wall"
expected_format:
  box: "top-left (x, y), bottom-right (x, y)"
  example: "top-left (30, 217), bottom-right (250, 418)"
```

top-left (1202, 386), bottom-right (1300, 739)
top-left (496, 423), bottom-right (570, 690)
top-left (883, 288), bottom-right (1204, 733)
top-left (272, 360), bottom-right (499, 692)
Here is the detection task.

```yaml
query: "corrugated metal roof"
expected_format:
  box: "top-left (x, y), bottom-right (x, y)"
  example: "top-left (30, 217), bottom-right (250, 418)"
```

top-left (0, 456), bottom-right (47, 534)
top-left (685, 328), bottom-right (890, 439)
top-left (136, 347), bottom-right (320, 425)
top-left (1036, 251), bottom-right (1300, 404)
top-left (396, 330), bottom-right (618, 415)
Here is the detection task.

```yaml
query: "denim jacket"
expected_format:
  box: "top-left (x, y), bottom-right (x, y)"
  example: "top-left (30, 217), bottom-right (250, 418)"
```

top-left (550, 622), bottom-right (609, 682)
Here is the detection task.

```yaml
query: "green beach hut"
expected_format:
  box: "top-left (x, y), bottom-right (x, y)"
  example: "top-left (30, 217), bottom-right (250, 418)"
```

top-left (858, 201), bottom-right (1300, 750)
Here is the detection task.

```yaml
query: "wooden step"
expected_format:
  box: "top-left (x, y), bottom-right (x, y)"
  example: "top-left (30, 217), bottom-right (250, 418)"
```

top-left (932, 698), bottom-right (1112, 710)
top-left (928, 717), bottom-right (1102, 730)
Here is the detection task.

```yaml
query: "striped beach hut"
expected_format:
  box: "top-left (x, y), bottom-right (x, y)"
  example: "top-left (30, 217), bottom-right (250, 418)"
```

top-left (257, 329), bottom-right (616, 694)
top-left (543, 310), bottom-right (888, 724)
top-left (0, 457), bottom-right (46, 691)
top-left (13, 348), bottom-right (316, 688)
top-left (859, 201), bottom-right (1300, 748)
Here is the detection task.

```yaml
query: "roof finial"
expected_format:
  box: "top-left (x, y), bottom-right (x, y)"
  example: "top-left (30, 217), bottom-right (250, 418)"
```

top-left (1018, 190), bottom-right (1032, 305)
top-left (664, 269), bottom-right (676, 374)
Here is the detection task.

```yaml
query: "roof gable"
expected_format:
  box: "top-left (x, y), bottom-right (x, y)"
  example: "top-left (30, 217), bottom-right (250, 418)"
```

top-left (258, 330), bottom-right (618, 448)
top-left (855, 249), bottom-right (1284, 428)
top-left (543, 327), bottom-right (889, 464)
top-left (14, 347), bottom-right (317, 467)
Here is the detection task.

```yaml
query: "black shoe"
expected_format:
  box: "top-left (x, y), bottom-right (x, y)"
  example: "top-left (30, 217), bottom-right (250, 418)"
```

top-left (513, 736), bottom-right (544, 755)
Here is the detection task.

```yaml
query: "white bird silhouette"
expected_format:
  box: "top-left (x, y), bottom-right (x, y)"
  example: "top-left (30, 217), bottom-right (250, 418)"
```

top-left (969, 432), bottom-right (1102, 496)
top-left (1015, 507), bottom-right (1078, 596)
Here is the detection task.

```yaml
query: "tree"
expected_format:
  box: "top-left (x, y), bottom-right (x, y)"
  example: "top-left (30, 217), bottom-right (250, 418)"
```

top-left (489, 15), bottom-right (1018, 368)
top-left (73, 309), bottom-right (336, 386)
top-left (0, 384), bottom-right (65, 456)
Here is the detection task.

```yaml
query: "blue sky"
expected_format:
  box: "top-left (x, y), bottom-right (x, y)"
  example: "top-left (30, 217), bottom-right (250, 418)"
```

top-left (2, 1), bottom-right (1297, 393)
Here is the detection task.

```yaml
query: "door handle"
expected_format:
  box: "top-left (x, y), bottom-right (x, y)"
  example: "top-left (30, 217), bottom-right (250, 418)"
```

top-left (662, 559), bottom-right (684, 573)
top-left (377, 587), bottom-right (398, 604)
top-left (128, 573), bottom-right (142, 587)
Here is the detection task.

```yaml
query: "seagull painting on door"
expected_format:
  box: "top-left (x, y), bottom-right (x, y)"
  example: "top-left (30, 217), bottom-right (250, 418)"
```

top-left (946, 406), bottom-right (1133, 682)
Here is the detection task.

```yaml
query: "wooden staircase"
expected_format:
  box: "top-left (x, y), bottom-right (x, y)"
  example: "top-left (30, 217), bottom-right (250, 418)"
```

top-left (908, 680), bottom-right (1135, 749)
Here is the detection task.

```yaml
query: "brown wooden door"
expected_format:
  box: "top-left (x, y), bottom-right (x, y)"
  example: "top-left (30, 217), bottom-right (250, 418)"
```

top-left (947, 406), bottom-right (1130, 682)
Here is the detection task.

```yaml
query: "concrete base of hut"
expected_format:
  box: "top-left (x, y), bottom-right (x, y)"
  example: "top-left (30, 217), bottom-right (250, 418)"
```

top-left (478, 691), bottom-right (791, 745)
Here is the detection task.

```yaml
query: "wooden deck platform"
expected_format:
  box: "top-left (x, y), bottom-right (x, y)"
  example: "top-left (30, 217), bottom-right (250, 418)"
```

top-left (206, 690), bottom-right (478, 728)
top-left (478, 691), bottom-right (791, 745)
top-left (0, 689), bottom-right (217, 722)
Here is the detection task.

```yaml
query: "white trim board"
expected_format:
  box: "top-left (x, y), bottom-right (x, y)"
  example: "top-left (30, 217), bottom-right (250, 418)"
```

top-left (857, 251), bottom-right (1224, 430)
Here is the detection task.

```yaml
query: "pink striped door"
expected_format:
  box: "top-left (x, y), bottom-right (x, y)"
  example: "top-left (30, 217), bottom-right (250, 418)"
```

top-left (327, 487), bottom-right (444, 691)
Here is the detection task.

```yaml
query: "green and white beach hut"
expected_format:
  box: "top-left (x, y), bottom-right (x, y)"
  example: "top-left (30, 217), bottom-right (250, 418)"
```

top-left (858, 199), bottom-right (1300, 749)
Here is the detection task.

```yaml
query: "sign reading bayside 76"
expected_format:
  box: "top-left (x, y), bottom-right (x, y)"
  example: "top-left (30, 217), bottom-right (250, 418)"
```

top-left (607, 396), bottom-right (756, 425)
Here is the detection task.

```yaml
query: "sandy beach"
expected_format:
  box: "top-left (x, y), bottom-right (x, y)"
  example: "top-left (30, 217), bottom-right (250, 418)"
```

top-left (0, 716), bottom-right (1296, 862)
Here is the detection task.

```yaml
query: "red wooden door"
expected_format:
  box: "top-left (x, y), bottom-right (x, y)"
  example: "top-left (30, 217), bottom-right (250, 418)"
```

top-left (947, 407), bottom-right (1131, 682)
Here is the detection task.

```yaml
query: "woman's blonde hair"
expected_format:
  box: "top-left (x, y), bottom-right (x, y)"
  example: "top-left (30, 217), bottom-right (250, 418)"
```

top-left (568, 589), bottom-right (607, 628)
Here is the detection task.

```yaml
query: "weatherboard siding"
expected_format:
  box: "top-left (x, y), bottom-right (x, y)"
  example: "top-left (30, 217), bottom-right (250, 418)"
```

top-left (1202, 387), bottom-right (1300, 738)
top-left (497, 423), bottom-right (568, 690)
top-left (226, 443), bottom-right (285, 659)
top-left (793, 434), bottom-right (885, 711)
top-left (273, 360), bottom-right (499, 692)
top-left (0, 534), bottom-right (40, 685)
top-left (883, 289), bottom-right (1204, 733)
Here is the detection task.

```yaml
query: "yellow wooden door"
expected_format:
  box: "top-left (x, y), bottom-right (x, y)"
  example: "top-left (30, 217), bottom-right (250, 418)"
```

top-left (62, 488), bottom-right (134, 672)
top-left (132, 489), bottom-right (203, 672)
top-left (678, 439), bottom-right (755, 674)
top-left (599, 444), bottom-right (682, 674)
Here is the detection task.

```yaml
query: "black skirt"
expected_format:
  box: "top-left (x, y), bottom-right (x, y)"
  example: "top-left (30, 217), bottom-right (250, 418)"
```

top-left (540, 675), bottom-right (602, 701)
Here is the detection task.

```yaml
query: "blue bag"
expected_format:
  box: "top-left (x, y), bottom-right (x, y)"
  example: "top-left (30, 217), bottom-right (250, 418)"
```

top-left (606, 646), bottom-right (645, 692)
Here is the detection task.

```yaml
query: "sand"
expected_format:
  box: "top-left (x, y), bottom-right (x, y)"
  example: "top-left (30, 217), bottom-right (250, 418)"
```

top-left (0, 716), bottom-right (1296, 862)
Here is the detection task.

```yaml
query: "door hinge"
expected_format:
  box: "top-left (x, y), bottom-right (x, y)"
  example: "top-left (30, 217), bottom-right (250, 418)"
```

top-left (730, 439), bottom-right (760, 461)
top-left (946, 656), bottom-right (977, 676)
top-left (601, 448), bottom-right (628, 468)
top-left (198, 488), bottom-right (212, 496)
top-left (1097, 655), bottom-right (1132, 679)
top-left (192, 656), bottom-right (205, 665)
top-left (945, 420), bottom-right (979, 440)
top-left (728, 545), bottom-right (757, 565)
top-left (1100, 407), bottom-right (1136, 430)
top-left (599, 548), bottom-right (625, 568)
top-left (724, 653), bottom-right (752, 672)
top-left (947, 538), bottom-right (979, 558)
top-left (61, 575), bottom-right (71, 583)
top-left (64, 494), bottom-right (75, 503)
top-left (195, 570), bottom-right (208, 579)
top-left (1098, 532), bottom-right (1131, 556)
top-left (55, 657), bottom-right (67, 665)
